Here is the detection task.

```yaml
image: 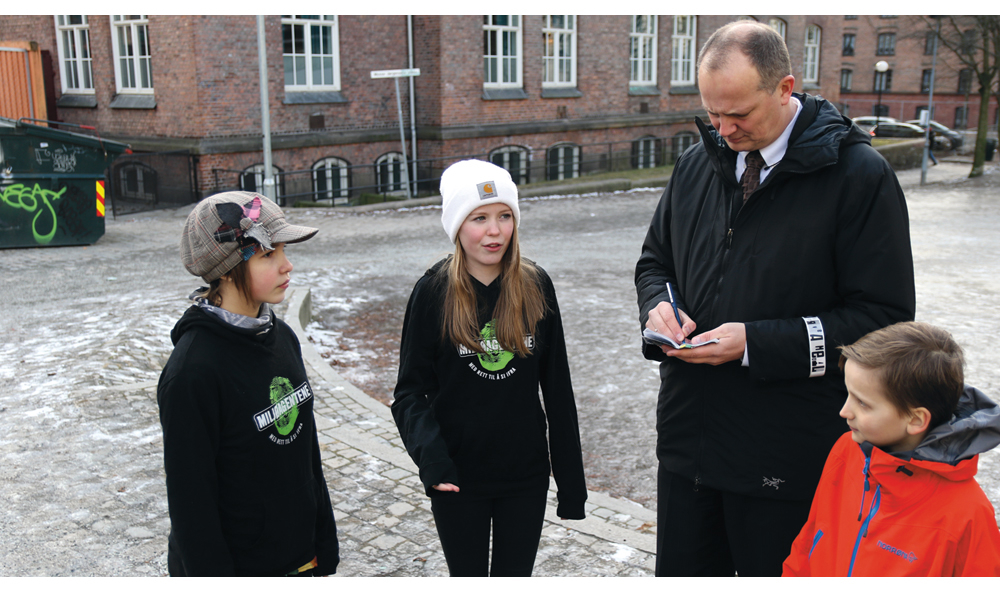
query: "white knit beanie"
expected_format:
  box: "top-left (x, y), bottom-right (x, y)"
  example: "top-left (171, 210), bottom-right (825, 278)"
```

top-left (440, 159), bottom-right (520, 243)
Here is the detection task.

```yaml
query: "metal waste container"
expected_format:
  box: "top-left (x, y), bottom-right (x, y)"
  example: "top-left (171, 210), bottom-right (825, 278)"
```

top-left (986, 138), bottom-right (997, 162)
top-left (0, 117), bottom-right (129, 248)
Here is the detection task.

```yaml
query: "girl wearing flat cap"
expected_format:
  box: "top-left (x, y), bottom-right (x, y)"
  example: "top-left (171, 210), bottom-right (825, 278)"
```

top-left (391, 160), bottom-right (587, 576)
top-left (157, 192), bottom-right (338, 576)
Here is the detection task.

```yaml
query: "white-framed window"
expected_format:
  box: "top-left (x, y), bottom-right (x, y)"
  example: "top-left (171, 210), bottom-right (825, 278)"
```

top-left (542, 16), bottom-right (576, 87)
top-left (282, 15), bottom-right (340, 91)
top-left (671, 132), bottom-right (697, 163)
top-left (876, 32), bottom-right (896, 56)
top-left (110, 15), bottom-right (153, 94)
top-left (769, 18), bottom-right (787, 41)
top-left (671, 16), bottom-right (696, 87)
top-left (376, 152), bottom-right (406, 195)
top-left (630, 16), bottom-right (657, 85)
top-left (483, 15), bottom-right (522, 88)
top-left (633, 136), bottom-right (659, 169)
top-left (803, 25), bottom-right (821, 85)
top-left (312, 157), bottom-right (350, 203)
top-left (54, 16), bottom-right (93, 94)
top-left (240, 164), bottom-right (284, 200)
top-left (546, 143), bottom-right (579, 181)
top-left (840, 68), bottom-right (853, 92)
top-left (490, 146), bottom-right (530, 185)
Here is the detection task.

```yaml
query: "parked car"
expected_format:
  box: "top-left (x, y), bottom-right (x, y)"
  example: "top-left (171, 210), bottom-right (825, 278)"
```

top-left (852, 115), bottom-right (898, 131)
top-left (870, 121), bottom-right (951, 151)
top-left (904, 119), bottom-right (964, 150)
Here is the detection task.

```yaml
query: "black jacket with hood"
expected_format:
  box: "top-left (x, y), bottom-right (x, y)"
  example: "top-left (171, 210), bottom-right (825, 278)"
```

top-left (635, 93), bottom-right (916, 500)
top-left (157, 304), bottom-right (339, 576)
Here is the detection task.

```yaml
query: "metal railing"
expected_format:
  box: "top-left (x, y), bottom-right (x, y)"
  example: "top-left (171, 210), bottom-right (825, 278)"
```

top-left (210, 133), bottom-right (698, 207)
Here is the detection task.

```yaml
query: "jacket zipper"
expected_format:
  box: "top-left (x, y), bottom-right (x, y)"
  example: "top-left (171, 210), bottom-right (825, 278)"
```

top-left (848, 453), bottom-right (880, 576)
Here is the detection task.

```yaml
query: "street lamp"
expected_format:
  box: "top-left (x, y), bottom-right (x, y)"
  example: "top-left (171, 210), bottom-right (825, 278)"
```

top-left (874, 60), bottom-right (889, 130)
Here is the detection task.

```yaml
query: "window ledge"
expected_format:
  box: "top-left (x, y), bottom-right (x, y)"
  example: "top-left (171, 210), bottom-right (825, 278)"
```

top-left (482, 88), bottom-right (528, 101)
top-left (668, 85), bottom-right (699, 95)
top-left (57, 94), bottom-right (98, 108)
top-left (110, 94), bottom-right (156, 109)
top-left (803, 83), bottom-right (821, 91)
top-left (541, 87), bottom-right (582, 99)
top-left (283, 91), bottom-right (348, 104)
top-left (628, 85), bottom-right (660, 96)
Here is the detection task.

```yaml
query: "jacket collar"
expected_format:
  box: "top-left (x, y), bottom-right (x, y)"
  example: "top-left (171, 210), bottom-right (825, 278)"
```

top-left (695, 93), bottom-right (866, 185)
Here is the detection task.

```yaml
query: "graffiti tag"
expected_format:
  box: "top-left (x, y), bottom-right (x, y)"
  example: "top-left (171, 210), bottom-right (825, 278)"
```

top-left (1, 183), bottom-right (67, 244)
top-left (34, 146), bottom-right (86, 173)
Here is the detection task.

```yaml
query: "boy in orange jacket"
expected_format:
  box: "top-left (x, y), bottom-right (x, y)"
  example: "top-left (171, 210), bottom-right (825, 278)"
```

top-left (783, 321), bottom-right (1000, 576)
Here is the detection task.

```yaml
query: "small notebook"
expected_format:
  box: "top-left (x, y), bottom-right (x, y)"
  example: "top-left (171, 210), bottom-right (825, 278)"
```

top-left (643, 328), bottom-right (720, 350)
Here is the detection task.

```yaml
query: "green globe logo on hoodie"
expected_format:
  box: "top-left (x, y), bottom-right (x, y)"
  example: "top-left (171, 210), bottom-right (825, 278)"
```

top-left (477, 320), bottom-right (514, 371)
top-left (269, 376), bottom-right (299, 436)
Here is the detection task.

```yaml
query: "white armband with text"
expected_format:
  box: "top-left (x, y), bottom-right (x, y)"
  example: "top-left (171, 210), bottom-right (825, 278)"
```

top-left (804, 316), bottom-right (826, 378)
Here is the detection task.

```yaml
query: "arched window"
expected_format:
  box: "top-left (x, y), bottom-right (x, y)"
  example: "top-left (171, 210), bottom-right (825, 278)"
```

top-left (489, 146), bottom-right (530, 185)
top-left (240, 164), bottom-right (284, 201)
top-left (116, 161), bottom-right (157, 203)
top-left (546, 143), bottom-right (579, 181)
top-left (375, 152), bottom-right (406, 195)
top-left (670, 132), bottom-right (697, 164)
top-left (312, 157), bottom-right (350, 204)
top-left (631, 136), bottom-right (661, 169)
top-left (803, 25), bottom-right (821, 85)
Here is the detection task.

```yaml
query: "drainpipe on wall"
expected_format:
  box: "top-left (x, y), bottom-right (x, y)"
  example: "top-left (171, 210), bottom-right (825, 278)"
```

top-left (257, 15), bottom-right (276, 203)
top-left (407, 16), bottom-right (418, 193)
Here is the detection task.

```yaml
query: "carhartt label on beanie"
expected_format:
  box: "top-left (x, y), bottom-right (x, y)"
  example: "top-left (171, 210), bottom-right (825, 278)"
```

top-left (477, 181), bottom-right (498, 200)
top-left (440, 160), bottom-right (520, 243)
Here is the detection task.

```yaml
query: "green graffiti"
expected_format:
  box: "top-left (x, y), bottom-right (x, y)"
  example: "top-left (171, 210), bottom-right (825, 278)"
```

top-left (477, 320), bottom-right (514, 372)
top-left (1, 183), bottom-right (67, 245)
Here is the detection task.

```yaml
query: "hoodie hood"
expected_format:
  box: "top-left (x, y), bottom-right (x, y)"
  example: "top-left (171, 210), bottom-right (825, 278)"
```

top-left (170, 293), bottom-right (276, 347)
top-left (696, 93), bottom-right (872, 182)
top-left (904, 385), bottom-right (1000, 465)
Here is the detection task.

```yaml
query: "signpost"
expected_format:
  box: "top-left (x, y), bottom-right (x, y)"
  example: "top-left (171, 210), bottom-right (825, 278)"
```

top-left (371, 68), bottom-right (420, 199)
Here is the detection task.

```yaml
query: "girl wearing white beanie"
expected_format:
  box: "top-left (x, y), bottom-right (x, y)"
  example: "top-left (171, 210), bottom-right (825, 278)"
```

top-left (391, 160), bottom-right (587, 576)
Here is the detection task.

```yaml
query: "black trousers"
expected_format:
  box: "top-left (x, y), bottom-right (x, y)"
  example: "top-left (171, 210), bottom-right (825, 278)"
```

top-left (430, 487), bottom-right (548, 577)
top-left (655, 466), bottom-right (812, 577)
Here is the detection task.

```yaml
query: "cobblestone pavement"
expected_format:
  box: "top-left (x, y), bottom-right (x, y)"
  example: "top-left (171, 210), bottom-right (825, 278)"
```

top-left (1, 159), bottom-right (997, 576)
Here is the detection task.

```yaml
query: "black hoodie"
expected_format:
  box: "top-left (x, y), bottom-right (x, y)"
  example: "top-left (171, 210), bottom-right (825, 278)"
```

top-left (635, 93), bottom-right (916, 500)
top-left (157, 304), bottom-right (339, 576)
top-left (391, 259), bottom-right (587, 518)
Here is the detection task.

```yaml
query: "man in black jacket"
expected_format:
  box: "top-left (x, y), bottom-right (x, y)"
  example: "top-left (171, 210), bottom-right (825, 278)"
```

top-left (635, 21), bottom-right (915, 576)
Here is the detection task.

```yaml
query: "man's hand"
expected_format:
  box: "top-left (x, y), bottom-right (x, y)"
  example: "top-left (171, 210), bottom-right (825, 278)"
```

top-left (667, 322), bottom-right (746, 365)
top-left (646, 300), bottom-right (697, 346)
top-left (432, 483), bottom-right (460, 492)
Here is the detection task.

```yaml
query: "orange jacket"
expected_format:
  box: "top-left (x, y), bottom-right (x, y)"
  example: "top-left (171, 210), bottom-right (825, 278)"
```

top-left (783, 428), bottom-right (1000, 576)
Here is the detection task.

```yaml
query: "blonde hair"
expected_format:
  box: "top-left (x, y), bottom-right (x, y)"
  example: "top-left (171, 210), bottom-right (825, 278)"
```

top-left (439, 225), bottom-right (547, 357)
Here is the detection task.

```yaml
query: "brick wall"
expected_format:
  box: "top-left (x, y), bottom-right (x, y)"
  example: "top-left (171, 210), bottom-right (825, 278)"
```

top-left (838, 15), bottom-right (999, 126)
top-left (1, 14), bottom-right (860, 197)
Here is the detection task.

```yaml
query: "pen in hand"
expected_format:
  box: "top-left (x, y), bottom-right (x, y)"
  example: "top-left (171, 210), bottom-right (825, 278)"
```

top-left (666, 282), bottom-right (687, 343)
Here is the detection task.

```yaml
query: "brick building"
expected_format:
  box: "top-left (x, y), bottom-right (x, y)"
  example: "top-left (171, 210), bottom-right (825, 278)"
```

top-left (1, 15), bottom-right (842, 205)
top-left (837, 15), bottom-right (1000, 130)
